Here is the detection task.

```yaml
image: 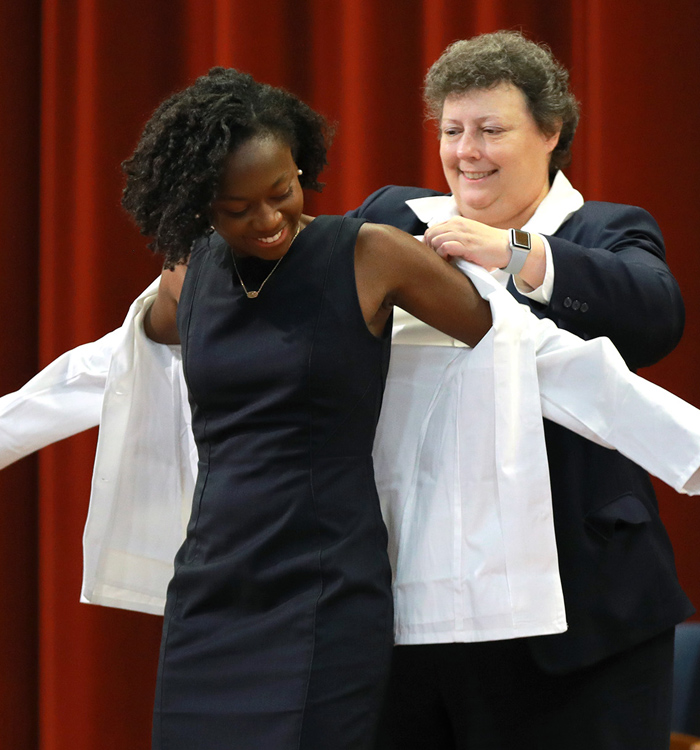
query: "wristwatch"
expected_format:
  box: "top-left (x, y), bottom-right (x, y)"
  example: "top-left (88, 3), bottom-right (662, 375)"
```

top-left (501, 228), bottom-right (531, 275)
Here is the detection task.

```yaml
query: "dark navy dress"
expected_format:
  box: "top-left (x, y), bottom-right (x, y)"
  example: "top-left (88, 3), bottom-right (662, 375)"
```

top-left (152, 216), bottom-right (394, 749)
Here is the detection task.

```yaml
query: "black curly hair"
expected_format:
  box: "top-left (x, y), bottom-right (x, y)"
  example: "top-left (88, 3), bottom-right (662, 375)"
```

top-left (121, 68), bottom-right (331, 268)
top-left (424, 31), bottom-right (580, 176)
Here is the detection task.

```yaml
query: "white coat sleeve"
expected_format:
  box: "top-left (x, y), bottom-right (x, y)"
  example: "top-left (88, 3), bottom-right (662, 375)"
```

top-left (532, 318), bottom-right (700, 495)
top-left (0, 332), bottom-right (117, 469)
top-left (0, 279), bottom-right (164, 471)
top-left (456, 258), bottom-right (700, 496)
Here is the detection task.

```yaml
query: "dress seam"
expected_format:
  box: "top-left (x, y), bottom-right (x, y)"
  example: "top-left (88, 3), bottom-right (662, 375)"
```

top-left (297, 216), bottom-right (345, 748)
top-left (179, 239), bottom-right (210, 565)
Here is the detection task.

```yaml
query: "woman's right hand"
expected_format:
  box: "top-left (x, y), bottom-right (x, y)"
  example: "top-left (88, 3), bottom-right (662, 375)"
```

top-left (424, 217), bottom-right (547, 291)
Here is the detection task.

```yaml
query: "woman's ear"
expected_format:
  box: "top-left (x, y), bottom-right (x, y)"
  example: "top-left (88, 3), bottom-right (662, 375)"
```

top-left (543, 119), bottom-right (563, 154)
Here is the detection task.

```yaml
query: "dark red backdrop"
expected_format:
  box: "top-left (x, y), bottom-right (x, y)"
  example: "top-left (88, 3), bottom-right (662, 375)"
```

top-left (1, 1), bottom-right (698, 747)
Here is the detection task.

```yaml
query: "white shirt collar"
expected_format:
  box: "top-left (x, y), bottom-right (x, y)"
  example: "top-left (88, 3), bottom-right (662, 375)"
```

top-left (404, 171), bottom-right (584, 234)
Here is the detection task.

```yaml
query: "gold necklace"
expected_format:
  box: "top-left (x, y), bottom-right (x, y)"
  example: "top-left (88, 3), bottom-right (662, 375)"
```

top-left (231, 223), bottom-right (301, 299)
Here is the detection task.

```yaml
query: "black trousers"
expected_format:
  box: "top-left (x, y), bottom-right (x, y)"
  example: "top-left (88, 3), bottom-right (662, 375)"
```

top-left (376, 628), bottom-right (675, 750)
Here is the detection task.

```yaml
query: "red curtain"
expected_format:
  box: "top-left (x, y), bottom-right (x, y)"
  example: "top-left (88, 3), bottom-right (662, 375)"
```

top-left (1, 1), bottom-right (698, 747)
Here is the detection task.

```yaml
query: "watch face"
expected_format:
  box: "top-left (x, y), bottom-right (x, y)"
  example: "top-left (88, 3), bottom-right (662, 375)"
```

top-left (511, 228), bottom-right (531, 250)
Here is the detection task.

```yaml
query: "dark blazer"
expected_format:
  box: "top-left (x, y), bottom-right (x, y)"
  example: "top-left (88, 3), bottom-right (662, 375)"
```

top-left (348, 184), bottom-right (694, 674)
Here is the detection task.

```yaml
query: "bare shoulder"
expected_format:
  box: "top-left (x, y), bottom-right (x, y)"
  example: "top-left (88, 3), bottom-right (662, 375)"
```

top-left (354, 221), bottom-right (433, 275)
top-left (355, 221), bottom-right (422, 254)
top-left (355, 220), bottom-right (467, 286)
top-left (354, 221), bottom-right (492, 347)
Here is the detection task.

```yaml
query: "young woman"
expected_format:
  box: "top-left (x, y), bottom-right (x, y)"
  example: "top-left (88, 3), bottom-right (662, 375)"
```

top-left (118, 67), bottom-right (490, 749)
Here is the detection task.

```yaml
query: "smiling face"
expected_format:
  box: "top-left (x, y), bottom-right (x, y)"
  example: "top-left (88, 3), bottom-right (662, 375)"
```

top-left (209, 135), bottom-right (304, 259)
top-left (439, 83), bottom-right (561, 229)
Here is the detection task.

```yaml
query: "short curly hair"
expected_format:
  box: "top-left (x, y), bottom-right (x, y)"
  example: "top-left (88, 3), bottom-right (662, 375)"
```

top-left (121, 68), bottom-right (331, 267)
top-left (424, 31), bottom-right (580, 175)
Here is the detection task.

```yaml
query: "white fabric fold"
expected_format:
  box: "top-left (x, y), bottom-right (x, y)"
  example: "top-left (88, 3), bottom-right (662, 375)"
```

top-left (81, 282), bottom-right (196, 613)
top-left (376, 263), bottom-right (566, 642)
top-left (380, 261), bottom-right (700, 642)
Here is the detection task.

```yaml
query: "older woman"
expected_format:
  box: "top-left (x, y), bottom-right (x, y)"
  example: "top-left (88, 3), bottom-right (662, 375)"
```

top-left (349, 30), bottom-right (690, 750)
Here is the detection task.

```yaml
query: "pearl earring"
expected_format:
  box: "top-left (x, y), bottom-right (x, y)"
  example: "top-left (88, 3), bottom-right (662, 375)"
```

top-left (297, 169), bottom-right (303, 175)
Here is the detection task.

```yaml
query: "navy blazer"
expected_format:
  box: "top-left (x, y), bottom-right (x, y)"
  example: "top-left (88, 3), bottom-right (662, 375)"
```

top-left (348, 184), bottom-right (694, 673)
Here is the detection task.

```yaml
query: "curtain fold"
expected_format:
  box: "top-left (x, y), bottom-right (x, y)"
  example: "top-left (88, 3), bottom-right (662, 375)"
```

top-left (0, 2), bottom-right (41, 748)
top-left (0, 1), bottom-right (698, 747)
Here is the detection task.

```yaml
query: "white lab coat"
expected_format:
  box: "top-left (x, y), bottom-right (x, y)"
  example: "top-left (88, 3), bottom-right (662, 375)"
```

top-left (1, 266), bottom-right (699, 644)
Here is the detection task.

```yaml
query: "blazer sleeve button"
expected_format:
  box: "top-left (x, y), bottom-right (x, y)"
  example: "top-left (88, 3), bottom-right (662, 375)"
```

top-left (563, 297), bottom-right (572, 308)
top-left (580, 302), bottom-right (589, 312)
top-left (572, 300), bottom-right (581, 310)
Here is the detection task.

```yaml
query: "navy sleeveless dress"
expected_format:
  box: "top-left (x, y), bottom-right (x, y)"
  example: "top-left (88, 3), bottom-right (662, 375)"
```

top-left (152, 216), bottom-right (394, 749)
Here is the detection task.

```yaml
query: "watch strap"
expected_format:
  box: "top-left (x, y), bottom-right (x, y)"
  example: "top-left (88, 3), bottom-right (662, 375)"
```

top-left (501, 228), bottom-right (531, 275)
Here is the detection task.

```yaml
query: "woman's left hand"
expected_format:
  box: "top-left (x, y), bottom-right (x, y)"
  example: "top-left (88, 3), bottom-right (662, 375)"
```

top-left (423, 217), bottom-right (510, 270)
top-left (424, 216), bottom-right (547, 290)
